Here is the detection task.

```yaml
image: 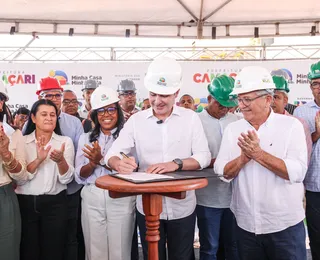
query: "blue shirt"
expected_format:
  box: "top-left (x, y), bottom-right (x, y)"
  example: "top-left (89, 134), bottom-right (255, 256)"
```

top-left (75, 131), bottom-right (113, 185)
top-left (294, 101), bottom-right (320, 192)
top-left (58, 112), bottom-right (84, 151)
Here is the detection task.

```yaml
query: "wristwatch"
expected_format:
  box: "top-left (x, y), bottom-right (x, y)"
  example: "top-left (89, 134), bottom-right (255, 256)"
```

top-left (172, 158), bottom-right (183, 171)
top-left (99, 158), bottom-right (106, 166)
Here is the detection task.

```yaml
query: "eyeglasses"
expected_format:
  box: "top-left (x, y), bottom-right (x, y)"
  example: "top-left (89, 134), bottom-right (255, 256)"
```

top-left (120, 92), bottom-right (136, 97)
top-left (41, 93), bottom-right (63, 100)
top-left (311, 82), bottom-right (320, 89)
top-left (96, 107), bottom-right (117, 116)
top-left (237, 94), bottom-right (268, 106)
top-left (63, 99), bottom-right (79, 105)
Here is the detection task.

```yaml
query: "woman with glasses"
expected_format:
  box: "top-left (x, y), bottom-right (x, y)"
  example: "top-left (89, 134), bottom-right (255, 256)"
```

top-left (17, 99), bottom-right (75, 260)
top-left (75, 87), bottom-right (135, 260)
top-left (0, 81), bottom-right (27, 260)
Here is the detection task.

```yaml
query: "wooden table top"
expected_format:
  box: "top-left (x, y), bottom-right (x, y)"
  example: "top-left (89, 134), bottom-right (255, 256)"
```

top-left (95, 175), bottom-right (208, 194)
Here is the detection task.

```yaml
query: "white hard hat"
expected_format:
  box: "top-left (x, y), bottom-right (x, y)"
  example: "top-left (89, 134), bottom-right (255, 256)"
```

top-left (90, 86), bottom-right (120, 110)
top-left (144, 57), bottom-right (182, 95)
top-left (231, 66), bottom-right (275, 95)
top-left (0, 80), bottom-right (9, 101)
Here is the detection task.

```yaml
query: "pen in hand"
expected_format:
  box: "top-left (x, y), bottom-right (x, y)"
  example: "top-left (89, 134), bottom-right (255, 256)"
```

top-left (120, 152), bottom-right (138, 172)
top-left (120, 152), bottom-right (130, 159)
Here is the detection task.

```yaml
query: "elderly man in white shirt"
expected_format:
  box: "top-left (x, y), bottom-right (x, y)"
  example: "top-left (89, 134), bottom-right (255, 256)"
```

top-left (105, 57), bottom-right (211, 260)
top-left (196, 75), bottom-right (240, 260)
top-left (215, 66), bottom-right (308, 260)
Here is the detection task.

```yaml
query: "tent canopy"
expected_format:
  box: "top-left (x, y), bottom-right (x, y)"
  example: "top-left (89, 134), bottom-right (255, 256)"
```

top-left (0, 0), bottom-right (319, 38)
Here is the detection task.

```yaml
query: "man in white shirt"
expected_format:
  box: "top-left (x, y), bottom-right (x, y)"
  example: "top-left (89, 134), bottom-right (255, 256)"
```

top-left (214, 66), bottom-right (308, 260)
top-left (196, 75), bottom-right (239, 260)
top-left (105, 57), bottom-right (211, 260)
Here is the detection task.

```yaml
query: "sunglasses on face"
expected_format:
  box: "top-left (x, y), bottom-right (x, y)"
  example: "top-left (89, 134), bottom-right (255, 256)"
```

top-left (96, 107), bottom-right (117, 116)
top-left (41, 93), bottom-right (63, 100)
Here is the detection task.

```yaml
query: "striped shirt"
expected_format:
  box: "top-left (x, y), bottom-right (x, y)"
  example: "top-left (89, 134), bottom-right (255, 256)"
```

top-left (294, 101), bottom-right (320, 192)
top-left (285, 103), bottom-right (297, 115)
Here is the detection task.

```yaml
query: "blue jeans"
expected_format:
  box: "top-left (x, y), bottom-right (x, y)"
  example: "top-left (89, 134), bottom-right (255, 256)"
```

top-left (236, 221), bottom-right (306, 260)
top-left (196, 205), bottom-right (239, 260)
top-left (306, 191), bottom-right (320, 260)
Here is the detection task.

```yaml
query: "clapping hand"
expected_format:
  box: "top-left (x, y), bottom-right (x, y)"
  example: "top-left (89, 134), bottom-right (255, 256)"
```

top-left (50, 143), bottom-right (65, 164)
top-left (82, 141), bottom-right (103, 165)
top-left (238, 130), bottom-right (263, 160)
top-left (36, 136), bottom-right (51, 162)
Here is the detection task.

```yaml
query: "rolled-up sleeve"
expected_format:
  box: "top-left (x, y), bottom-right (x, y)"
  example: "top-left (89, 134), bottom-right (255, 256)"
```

top-left (57, 137), bottom-right (75, 185)
top-left (75, 133), bottom-right (90, 184)
top-left (190, 113), bottom-right (211, 169)
top-left (105, 117), bottom-right (136, 166)
top-left (283, 120), bottom-right (308, 183)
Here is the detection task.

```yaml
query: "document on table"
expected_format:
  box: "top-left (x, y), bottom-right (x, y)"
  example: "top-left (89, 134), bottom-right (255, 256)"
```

top-left (116, 172), bottom-right (174, 181)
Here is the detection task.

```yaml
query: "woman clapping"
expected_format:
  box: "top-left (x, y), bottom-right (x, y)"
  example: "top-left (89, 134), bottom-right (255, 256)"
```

top-left (18, 99), bottom-right (75, 260)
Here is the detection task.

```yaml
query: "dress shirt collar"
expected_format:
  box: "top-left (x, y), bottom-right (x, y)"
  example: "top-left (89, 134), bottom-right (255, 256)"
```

top-left (145, 105), bottom-right (181, 120)
top-left (25, 130), bottom-right (64, 144)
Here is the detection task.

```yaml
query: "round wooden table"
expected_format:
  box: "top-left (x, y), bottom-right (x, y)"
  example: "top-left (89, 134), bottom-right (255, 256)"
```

top-left (96, 175), bottom-right (208, 260)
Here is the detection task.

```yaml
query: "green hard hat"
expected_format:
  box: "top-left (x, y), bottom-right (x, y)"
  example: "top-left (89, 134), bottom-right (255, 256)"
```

top-left (308, 61), bottom-right (320, 80)
top-left (207, 75), bottom-right (238, 107)
top-left (272, 75), bottom-right (290, 93)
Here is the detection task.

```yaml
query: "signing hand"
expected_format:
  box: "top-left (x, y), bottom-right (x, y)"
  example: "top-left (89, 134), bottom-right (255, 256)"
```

top-left (50, 143), bottom-right (65, 163)
top-left (238, 130), bottom-right (263, 160)
top-left (116, 157), bottom-right (137, 174)
top-left (146, 162), bottom-right (178, 174)
top-left (36, 136), bottom-right (51, 162)
top-left (82, 141), bottom-right (103, 165)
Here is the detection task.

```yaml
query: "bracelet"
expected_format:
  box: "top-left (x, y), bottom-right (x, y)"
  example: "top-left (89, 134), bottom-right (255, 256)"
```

top-left (3, 152), bottom-right (14, 166)
top-left (4, 159), bottom-right (19, 172)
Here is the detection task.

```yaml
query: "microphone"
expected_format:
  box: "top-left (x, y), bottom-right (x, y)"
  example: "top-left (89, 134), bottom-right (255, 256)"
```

top-left (157, 120), bottom-right (163, 124)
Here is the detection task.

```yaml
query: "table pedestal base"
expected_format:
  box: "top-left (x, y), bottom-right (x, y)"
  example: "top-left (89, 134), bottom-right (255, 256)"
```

top-left (143, 194), bottom-right (162, 260)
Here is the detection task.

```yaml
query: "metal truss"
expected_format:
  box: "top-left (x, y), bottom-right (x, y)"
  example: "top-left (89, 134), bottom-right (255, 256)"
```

top-left (1, 44), bottom-right (320, 62)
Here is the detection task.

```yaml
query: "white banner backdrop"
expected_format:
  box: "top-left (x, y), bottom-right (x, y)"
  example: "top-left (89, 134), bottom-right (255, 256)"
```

top-left (0, 60), bottom-right (315, 113)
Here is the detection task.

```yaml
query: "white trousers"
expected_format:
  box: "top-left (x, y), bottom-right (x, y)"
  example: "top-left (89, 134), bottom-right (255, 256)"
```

top-left (81, 185), bottom-right (136, 260)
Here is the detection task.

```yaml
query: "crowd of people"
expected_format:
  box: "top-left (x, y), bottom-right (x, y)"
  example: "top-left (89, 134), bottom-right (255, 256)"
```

top-left (1, 57), bottom-right (320, 260)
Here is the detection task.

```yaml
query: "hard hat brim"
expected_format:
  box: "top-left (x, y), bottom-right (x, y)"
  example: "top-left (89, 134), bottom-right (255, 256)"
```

top-left (36, 87), bottom-right (64, 96)
top-left (308, 72), bottom-right (320, 80)
top-left (91, 97), bottom-right (120, 110)
top-left (81, 87), bottom-right (98, 91)
top-left (230, 84), bottom-right (275, 95)
top-left (215, 97), bottom-right (238, 108)
top-left (145, 82), bottom-right (181, 95)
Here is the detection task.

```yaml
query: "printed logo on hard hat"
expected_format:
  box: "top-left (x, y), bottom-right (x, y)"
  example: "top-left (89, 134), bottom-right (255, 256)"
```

top-left (157, 77), bottom-right (167, 87)
top-left (262, 78), bottom-right (271, 83)
top-left (235, 80), bottom-right (241, 88)
top-left (100, 94), bottom-right (109, 102)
